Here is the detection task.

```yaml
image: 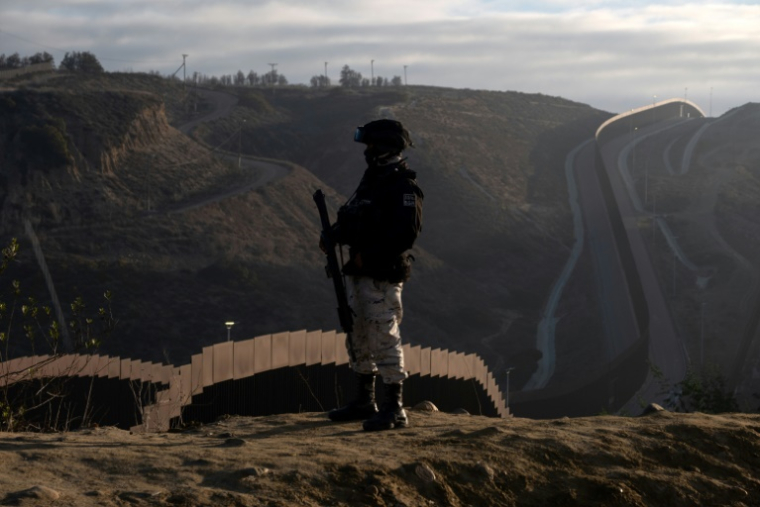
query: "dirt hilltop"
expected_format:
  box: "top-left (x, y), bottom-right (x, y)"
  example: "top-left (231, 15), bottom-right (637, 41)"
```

top-left (2, 409), bottom-right (759, 507)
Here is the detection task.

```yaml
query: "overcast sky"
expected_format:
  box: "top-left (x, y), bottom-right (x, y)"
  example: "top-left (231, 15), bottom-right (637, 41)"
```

top-left (2, 1), bottom-right (758, 116)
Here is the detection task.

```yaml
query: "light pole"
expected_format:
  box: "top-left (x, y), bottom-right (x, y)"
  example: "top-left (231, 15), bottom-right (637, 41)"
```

top-left (403, 65), bottom-right (408, 85)
top-left (371, 59), bottom-right (374, 85)
top-left (268, 63), bottom-right (278, 94)
top-left (632, 127), bottom-right (638, 177)
top-left (505, 367), bottom-right (515, 412)
top-left (225, 321), bottom-right (235, 342)
top-left (672, 245), bottom-right (677, 298)
top-left (324, 61), bottom-right (328, 86)
top-left (700, 302), bottom-right (706, 366)
top-left (238, 119), bottom-right (245, 168)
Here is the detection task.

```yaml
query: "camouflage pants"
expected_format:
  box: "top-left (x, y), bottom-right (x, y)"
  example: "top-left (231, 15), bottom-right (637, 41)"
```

top-left (346, 276), bottom-right (407, 385)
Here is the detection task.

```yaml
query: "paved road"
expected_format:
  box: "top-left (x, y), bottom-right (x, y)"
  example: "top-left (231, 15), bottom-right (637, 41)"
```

top-left (599, 127), bottom-right (689, 409)
top-left (164, 89), bottom-right (291, 215)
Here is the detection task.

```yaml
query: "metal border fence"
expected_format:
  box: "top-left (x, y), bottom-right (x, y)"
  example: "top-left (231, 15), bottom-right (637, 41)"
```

top-left (0, 329), bottom-right (508, 432)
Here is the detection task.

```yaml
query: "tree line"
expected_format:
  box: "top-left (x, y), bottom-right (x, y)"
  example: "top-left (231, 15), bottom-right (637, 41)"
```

top-left (0, 52), bottom-right (54, 70)
top-left (310, 65), bottom-right (403, 88)
top-left (0, 52), bottom-right (406, 88)
top-left (0, 51), bottom-right (104, 73)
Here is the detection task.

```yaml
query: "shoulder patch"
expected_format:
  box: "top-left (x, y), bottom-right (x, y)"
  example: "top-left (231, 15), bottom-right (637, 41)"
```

top-left (403, 194), bottom-right (416, 207)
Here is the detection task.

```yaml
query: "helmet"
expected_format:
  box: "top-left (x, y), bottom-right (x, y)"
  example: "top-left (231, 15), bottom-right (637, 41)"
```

top-left (353, 119), bottom-right (414, 154)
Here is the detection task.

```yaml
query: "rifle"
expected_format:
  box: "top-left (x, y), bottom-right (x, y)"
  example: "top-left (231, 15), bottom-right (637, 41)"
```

top-left (313, 189), bottom-right (356, 362)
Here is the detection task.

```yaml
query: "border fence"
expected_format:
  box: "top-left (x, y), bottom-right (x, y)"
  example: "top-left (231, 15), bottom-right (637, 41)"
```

top-left (0, 61), bottom-right (55, 81)
top-left (0, 329), bottom-right (508, 432)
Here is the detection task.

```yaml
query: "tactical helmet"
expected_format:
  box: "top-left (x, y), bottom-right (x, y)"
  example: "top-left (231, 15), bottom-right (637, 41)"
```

top-left (353, 119), bottom-right (414, 154)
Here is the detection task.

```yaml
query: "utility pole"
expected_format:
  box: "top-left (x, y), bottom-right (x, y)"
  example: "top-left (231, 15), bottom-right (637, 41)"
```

top-left (324, 61), bottom-right (328, 86)
top-left (403, 65), bottom-right (408, 85)
top-left (268, 63), bottom-right (278, 94)
top-left (371, 59), bottom-right (374, 85)
top-left (182, 54), bottom-right (188, 83)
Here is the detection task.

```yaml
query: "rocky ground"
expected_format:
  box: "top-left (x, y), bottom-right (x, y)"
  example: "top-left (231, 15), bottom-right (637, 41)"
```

top-left (2, 407), bottom-right (759, 506)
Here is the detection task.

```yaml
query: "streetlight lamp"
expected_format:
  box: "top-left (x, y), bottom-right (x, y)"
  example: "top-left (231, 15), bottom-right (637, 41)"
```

top-left (505, 367), bottom-right (515, 412)
top-left (225, 321), bottom-right (235, 342)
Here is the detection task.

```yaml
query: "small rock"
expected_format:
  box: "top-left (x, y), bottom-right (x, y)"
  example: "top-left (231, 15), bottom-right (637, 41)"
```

top-left (451, 408), bottom-right (470, 415)
top-left (413, 401), bottom-right (439, 412)
top-left (238, 466), bottom-right (271, 478)
top-left (15, 485), bottom-right (60, 501)
top-left (640, 403), bottom-right (666, 416)
top-left (365, 485), bottom-right (379, 495)
top-left (218, 432), bottom-right (234, 439)
top-left (222, 438), bottom-right (247, 447)
top-left (415, 463), bottom-right (436, 483)
top-left (475, 461), bottom-right (495, 481)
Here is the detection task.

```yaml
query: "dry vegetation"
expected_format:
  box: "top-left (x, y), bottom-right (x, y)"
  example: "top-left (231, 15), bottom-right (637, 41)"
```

top-left (2, 409), bottom-right (760, 506)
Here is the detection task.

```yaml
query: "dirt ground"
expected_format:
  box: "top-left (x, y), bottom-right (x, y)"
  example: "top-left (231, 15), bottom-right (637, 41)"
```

top-left (1, 407), bottom-right (759, 507)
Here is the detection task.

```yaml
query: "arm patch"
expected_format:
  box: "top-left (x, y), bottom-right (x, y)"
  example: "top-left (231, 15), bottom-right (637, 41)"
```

top-left (403, 194), bottom-right (416, 207)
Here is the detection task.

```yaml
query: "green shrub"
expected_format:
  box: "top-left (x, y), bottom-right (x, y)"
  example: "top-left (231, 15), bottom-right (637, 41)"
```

top-left (17, 123), bottom-right (70, 169)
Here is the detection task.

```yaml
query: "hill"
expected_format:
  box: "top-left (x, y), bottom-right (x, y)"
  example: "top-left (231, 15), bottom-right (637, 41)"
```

top-left (2, 409), bottom-right (759, 506)
top-left (0, 72), bottom-right (610, 391)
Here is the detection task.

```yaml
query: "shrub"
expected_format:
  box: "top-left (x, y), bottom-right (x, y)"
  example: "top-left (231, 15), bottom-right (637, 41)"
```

top-left (17, 123), bottom-right (71, 169)
top-left (0, 239), bottom-right (116, 431)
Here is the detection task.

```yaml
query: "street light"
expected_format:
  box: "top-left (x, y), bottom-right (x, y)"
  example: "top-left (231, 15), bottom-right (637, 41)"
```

top-left (371, 59), bottom-right (374, 85)
top-left (700, 302), bottom-right (706, 366)
top-left (238, 119), bottom-right (246, 168)
top-left (505, 367), bottom-right (515, 412)
top-left (225, 321), bottom-right (235, 341)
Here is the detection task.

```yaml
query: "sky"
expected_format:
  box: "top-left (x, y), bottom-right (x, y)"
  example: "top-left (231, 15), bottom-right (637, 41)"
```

top-left (1, 1), bottom-right (758, 116)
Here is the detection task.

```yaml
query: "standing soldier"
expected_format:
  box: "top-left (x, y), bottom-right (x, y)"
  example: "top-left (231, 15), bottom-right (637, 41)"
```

top-left (322, 119), bottom-right (423, 431)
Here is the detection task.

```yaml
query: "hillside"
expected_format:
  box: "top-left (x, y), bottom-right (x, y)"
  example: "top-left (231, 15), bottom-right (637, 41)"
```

top-left (2, 409), bottom-right (760, 506)
top-left (0, 72), bottom-right (610, 391)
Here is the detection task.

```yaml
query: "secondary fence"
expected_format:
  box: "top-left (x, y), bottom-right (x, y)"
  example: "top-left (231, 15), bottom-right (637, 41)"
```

top-left (0, 329), bottom-right (508, 432)
top-left (0, 61), bottom-right (55, 81)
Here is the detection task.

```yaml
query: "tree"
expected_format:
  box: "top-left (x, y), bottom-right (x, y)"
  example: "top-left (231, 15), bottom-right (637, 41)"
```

top-left (310, 75), bottom-right (331, 88)
top-left (235, 70), bottom-right (246, 86)
top-left (28, 52), bottom-right (54, 65)
top-left (339, 65), bottom-right (362, 87)
top-left (391, 75), bottom-right (403, 86)
top-left (5, 53), bottom-right (21, 69)
top-left (60, 51), bottom-right (104, 73)
top-left (277, 74), bottom-right (288, 86)
top-left (247, 70), bottom-right (259, 86)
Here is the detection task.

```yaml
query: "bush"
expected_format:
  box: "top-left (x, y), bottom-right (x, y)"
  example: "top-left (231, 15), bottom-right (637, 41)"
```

top-left (17, 123), bottom-right (71, 169)
top-left (0, 239), bottom-right (116, 431)
top-left (60, 51), bottom-right (104, 74)
top-left (652, 362), bottom-right (739, 414)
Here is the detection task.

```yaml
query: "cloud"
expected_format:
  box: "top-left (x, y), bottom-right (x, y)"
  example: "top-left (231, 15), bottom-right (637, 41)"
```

top-left (1, 1), bottom-right (758, 115)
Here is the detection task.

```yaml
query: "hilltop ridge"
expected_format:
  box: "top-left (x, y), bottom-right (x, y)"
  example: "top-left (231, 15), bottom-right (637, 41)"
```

top-left (0, 72), bottom-right (610, 392)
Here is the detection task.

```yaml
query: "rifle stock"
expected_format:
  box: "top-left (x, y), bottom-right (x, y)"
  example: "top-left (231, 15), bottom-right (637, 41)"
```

top-left (313, 189), bottom-right (356, 362)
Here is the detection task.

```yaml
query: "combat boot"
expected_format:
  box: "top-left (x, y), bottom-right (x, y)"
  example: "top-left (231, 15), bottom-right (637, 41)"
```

top-left (328, 373), bottom-right (378, 422)
top-left (363, 382), bottom-right (408, 431)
